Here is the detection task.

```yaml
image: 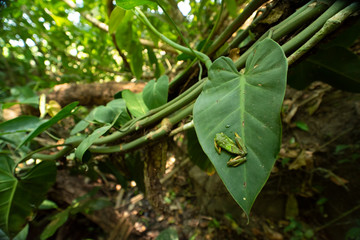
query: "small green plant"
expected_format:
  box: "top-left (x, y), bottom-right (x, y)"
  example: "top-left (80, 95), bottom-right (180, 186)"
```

top-left (346, 219), bottom-right (360, 240)
top-left (284, 218), bottom-right (315, 240)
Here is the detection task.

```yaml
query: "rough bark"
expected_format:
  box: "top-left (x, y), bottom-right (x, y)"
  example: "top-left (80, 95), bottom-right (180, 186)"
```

top-left (44, 82), bottom-right (145, 107)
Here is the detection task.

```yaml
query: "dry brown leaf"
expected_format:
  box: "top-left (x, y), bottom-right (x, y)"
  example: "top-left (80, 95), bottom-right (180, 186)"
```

top-left (330, 174), bottom-right (349, 186)
top-left (288, 150), bottom-right (313, 170)
top-left (263, 224), bottom-right (284, 240)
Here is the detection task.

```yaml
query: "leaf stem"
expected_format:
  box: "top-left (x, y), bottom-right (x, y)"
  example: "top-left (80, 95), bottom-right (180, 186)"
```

top-left (93, 79), bottom-right (204, 145)
top-left (29, 146), bottom-right (73, 161)
top-left (315, 204), bottom-right (360, 232)
top-left (133, 8), bottom-right (212, 69)
top-left (282, 0), bottom-right (350, 55)
top-left (235, 0), bottom-right (331, 69)
top-left (169, 1), bottom-right (224, 89)
top-left (219, 1), bottom-right (276, 57)
top-left (89, 103), bottom-right (194, 154)
top-left (287, 2), bottom-right (360, 65)
top-left (156, 1), bottom-right (200, 62)
top-left (206, 0), bottom-right (268, 56)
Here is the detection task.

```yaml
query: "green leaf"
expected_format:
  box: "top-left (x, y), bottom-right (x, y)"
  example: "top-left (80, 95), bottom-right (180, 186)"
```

top-left (106, 98), bottom-right (131, 126)
top-left (295, 121), bottom-right (309, 131)
top-left (122, 90), bottom-right (149, 118)
top-left (0, 224), bottom-right (29, 240)
top-left (70, 111), bottom-right (95, 135)
top-left (116, 0), bottom-right (157, 10)
top-left (18, 102), bottom-right (79, 148)
top-left (40, 209), bottom-right (70, 240)
top-left (146, 46), bottom-right (161, 78)
top-left (129, 41), bottom-right (143, 79)
top-left (193, 39), bottom-right (287, 217)
top-left (224, 0), bottom-right (237, 18)
top-left (75, 113), bottom-right (121, 161)
top-left (93, 106), bottom-right (116, 124)
top-left (38, 200), bottom-right (58, 210)
top-left (13, 224), bottom-right (28, 240)
top-left (75, 126), bottom-right (111, 161)
top-left (0, 116), bottom-right (45, 135)
top-left (156, 227), bottom-right (178, 240)
top-left (114, 11), bottom-right (133, 51)
top-left (109, 6), bottom-right (126, 34)
top-left (0, 156), bottom-right (56, 237)
top-left (142, 75), bottom-right (169, 110)
top-left (177, 52), bottom-right (194, 61)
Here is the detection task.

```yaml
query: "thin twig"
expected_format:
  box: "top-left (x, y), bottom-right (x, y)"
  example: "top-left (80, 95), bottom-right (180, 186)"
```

top-left (315, 204), bottom-right (360, 232)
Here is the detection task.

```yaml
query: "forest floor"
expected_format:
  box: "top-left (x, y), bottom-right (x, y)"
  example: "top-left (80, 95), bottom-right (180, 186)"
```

top-left (18, 81), bottom-right (360, 240)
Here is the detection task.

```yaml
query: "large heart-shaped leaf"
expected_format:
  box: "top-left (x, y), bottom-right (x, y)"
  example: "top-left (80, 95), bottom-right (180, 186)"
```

top-left (193, 38), bottom-right (287, 217)
top-left (0, 156), bottom-right (56, 238)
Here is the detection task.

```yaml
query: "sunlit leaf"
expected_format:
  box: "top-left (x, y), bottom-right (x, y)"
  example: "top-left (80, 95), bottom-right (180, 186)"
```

top-left (109, 6), bottom-right (126, 34)
top-left (39, 94), bottom-right (47, 119)
top-left (116, 0), bottom-right (157, 10)
top-left (46, 100), bottom-right (62, 117)
top-left (129, 41), bottom-right (143, 79)
top-left (38, 200), bottom-right (58, 210)
top-left (224, 0), bottom-right (237, 18)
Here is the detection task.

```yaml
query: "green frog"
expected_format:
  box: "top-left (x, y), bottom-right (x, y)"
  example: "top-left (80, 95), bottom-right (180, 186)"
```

top-left (214, 132), bottom-right (247, 167)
